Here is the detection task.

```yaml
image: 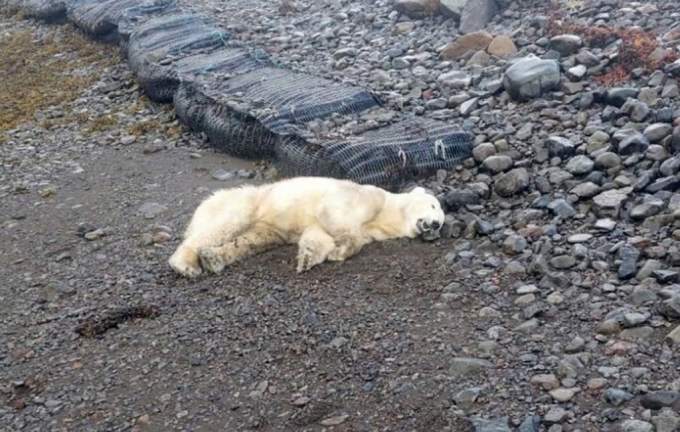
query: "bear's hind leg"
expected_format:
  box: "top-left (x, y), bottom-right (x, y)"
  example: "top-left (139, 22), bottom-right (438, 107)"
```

top-left (197, 223), bottom-right (285, 275)
top-left (169, 224), bottom-right (251, 278)
top-left (168, 247), bottom-right (204, 279)
top-left (296, 225), bottom-right (337, 273)
top-left (169, 190), bottom-right (260, 278)
top-left (326, 231), bottom-right (368, 262)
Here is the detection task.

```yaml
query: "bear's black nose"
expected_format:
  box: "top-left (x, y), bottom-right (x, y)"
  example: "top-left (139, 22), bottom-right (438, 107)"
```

top-left (431, 220), bottom-right (441, 230)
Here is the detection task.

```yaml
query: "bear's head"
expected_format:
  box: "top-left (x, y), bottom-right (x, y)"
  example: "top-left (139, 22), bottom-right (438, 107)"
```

top-left (403, 187), bottom-right (445, 240)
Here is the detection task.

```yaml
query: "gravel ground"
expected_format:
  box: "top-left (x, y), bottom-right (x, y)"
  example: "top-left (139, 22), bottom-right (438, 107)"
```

top-left (4, 0), bottom-right (680, 431)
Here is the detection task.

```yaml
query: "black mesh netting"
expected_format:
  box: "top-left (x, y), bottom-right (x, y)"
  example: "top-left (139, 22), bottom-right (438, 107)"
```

top-left (1, 0), bottom-right (74, 21)
top-left (20, 0), bottom-right (69, 22)
top-left (201, 102), bottom-right (282, 159)
top-left (274, 118), bottom-right (474, 189)
top-left (176, 66), bottom-right (382, 159)
top-left (68, 0), bottom-right (154, 38)
top-left (1, 0), bottom-right (30, 15)
top-left (173, 47), bottom-right (272, 132)
top-left (125, 11), bottom-right (229, 103)
top-left (198, 67), bottom-right (383, 136)
top-left (117, 0), bottom-right (177, 58)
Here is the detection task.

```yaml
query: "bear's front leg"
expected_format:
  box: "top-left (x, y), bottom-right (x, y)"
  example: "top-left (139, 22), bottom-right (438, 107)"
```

top-left (198, 224), bottom-right (285, 274)
top-left (296, 225), bottom-right (337, 273)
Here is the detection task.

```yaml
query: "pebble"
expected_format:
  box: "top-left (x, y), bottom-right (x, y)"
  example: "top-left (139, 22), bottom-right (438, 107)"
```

top-left (603, 388), bottom-right (634, 406)
top-left (320, 415), bottom-right (349, 426)
top-left (567, 233), bottom-right (592, 243)
top-left (549, 387), bottom-right (579, 402)
top-left (620, 420), bottom-right (653, 432)
top-left (640, 391), bottom-right (680, 410)
top-left (139, 202), bottom-right (169, 219)
top-left (470, 416), bottom-right (512, 432)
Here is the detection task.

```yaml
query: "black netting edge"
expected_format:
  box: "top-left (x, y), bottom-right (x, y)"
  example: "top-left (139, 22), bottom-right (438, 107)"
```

top-left (274, 119), bottom-right (474, 189)
top-left (174, 84), bottom-right (212, 132)
top-left (201, 102), bottom-right (282, 159)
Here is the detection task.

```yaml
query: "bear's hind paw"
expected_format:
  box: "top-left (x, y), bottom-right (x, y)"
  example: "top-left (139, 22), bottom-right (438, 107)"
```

top-left (168, 250), bottom-right (203, 279)
top-left (296, 247), bottom-right (320, 273)
top-left (197, 246), bottom-right (227, 275)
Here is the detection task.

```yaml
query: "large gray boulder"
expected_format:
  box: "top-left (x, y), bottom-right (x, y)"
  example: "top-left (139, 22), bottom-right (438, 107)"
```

top-left (502, 56), bottom-right (561, 101)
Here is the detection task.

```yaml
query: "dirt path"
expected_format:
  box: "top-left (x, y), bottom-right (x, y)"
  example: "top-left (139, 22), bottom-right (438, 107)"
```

top-left (0, 17), bottom-right (488, 432)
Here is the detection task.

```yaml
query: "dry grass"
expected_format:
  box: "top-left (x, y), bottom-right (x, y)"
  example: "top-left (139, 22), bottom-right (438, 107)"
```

top-left (0, 19), bottom-right (119, 135)
top-left (126, 119), bottom-right (163, 136)
top-left (84, 113), bottom-right (120, 135)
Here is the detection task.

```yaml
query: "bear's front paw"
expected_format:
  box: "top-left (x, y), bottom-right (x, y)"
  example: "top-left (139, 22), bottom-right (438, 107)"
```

top-left (296, 246), bottom-right (319, 273)
top-left (168, 248), bottom-right (203, 279)
top-left (197, 246), bottom-right (226, 275)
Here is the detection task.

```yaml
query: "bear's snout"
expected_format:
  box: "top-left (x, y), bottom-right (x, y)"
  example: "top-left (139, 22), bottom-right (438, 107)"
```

top-left (417, 218), bottom-right (441, 231)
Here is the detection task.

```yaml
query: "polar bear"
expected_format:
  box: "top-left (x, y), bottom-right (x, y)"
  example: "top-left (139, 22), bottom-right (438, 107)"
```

top-left (168, 176), bottom-right (445, 278)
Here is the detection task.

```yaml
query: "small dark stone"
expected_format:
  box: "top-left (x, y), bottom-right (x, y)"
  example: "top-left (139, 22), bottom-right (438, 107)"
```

top-left (655, 106), bottom-right (676, 123)
top-left (603, 388), bottom-right (634, 406)
top-left (639, 390), bottom-right (680, 409)
top-left (469, 415), bottom-right (512, 432)
top-left (658, 295), bottom-right (680, 319)
top-left (652, 270), bottom-right (680, 284)
top-left (645, 175), bottom-right (680, 193)
top-left (523, 302), bottom-right (547, 319)
top-left (517, 415), bottom-right (542, 432)
top-left (546, 136), bottom-right (575, 158)
top-left (618, 132), bottom-right (650, 156)
top-left (474, 219), bottom-right (495, 236)
top-left (605, 88), bottom-right (639, 107)
top-left (445, 189), bottom-right (482, 210)
top-left (618, 244), bottom-right (640, 280)
top-left (672, 127), bottom-right (680, 153)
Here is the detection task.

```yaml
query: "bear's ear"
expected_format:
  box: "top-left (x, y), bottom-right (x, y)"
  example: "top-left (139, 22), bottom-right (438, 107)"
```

top-left (410, 186), bottom-right (426, 195)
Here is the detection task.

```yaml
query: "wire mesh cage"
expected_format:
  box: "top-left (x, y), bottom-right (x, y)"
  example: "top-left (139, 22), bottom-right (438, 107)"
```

top-left (68, 0), bottom-right (153, 38)
top-left (117, 0), bottom-right (177, 58)
top-left (275, 118), bottom-right (474, 190)
top-left (197, 67), bottom-right (383, 136)
top-left (201, 102), bottom-right (283, 159)
top-left (125, 10), bottom-right (229, 102)
top-left (174, 47), bottom-right (272, 132)
top-left (21, 0), bottom-right (68, 22)
top-left (175, 65), bottom-right (383, 160)
top-left (1, 0), bottom-right (74, 21)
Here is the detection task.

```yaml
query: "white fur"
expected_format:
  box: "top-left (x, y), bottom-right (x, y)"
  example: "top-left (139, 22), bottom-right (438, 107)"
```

top-left (168, 176), bottom-right (445, 277)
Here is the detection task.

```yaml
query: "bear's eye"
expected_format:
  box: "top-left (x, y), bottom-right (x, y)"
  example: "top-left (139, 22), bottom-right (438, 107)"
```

top-left (431, 204), bottom-right (435, 209)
